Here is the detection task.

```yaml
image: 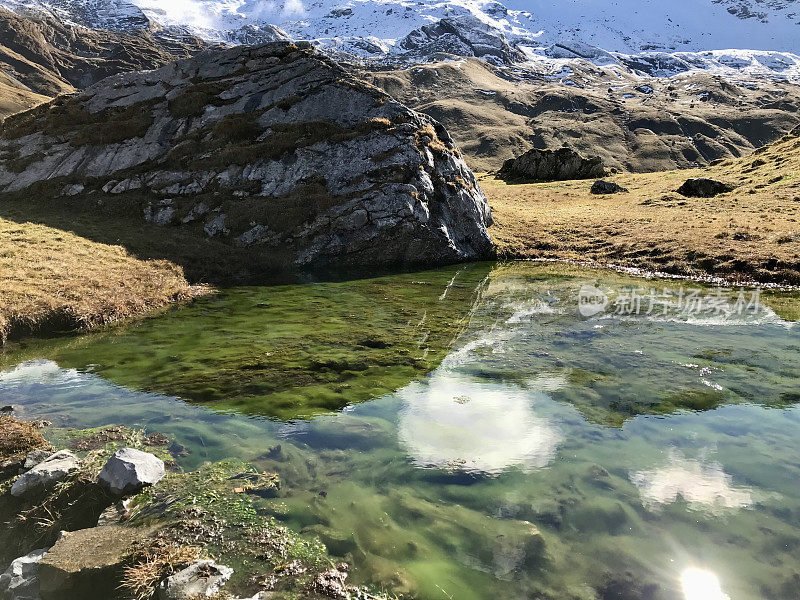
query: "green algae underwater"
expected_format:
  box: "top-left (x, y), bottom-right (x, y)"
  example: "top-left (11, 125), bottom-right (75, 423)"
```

top-left (2, 262), bottom-right (800, 599)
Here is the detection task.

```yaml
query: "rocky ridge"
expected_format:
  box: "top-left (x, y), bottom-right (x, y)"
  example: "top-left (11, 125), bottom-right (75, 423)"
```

top-left (0, 41), bottom-right (493, 274)
top-left (3, 0), bottom-right (800, 77)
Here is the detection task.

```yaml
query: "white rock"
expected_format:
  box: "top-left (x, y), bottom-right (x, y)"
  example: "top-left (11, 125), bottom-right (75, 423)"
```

top-left (98, 448), bottom-right (165, 495)
top-left (0, 549), bottom-right (48, 600)
top-left (203, 213), bottom-right (229, 237)
top-left (157, 560), bottom-right (233, 600)
top-left (61, 183), bottom-right (84, 197)
top-left (21, 449), bottom-right (53, 471)
top-left (10, 451), bottom-right (80, 498)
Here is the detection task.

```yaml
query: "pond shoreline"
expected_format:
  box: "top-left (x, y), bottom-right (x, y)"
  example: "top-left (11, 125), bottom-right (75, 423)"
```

top-left (0, 415), bottom-right (387, 600)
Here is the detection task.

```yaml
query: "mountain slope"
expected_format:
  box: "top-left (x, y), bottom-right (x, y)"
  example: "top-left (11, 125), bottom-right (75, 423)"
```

top-left (2, 0), bottom-right (800, 69)
top-left (128, 0), bottom-right (800, 54)
top-left (0, 69), bottom-right (48, 118)
top-left (361, 58), bottom-right (800, 172)
top-left (0, 6), bottom-right (207, 97)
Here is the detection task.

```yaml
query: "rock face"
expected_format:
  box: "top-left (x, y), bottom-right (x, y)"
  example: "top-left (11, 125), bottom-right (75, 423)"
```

top-left (677, 178), bottom-right (735, 197)
top-left (21, 449), bottom-right (53, 471)
top-left (498, 148), bottom-right (606, 182)
top-left (98, 448), bottom-right (165, 495)
top-left (591, 180), bottom-right (628, 195)
top-left (157, 560), bottom-right (233, 600)
top-left (10, 450), bottom-right (79, 497)
top-left (0, 548), bottom-right (48, 600)
top-left (0, 42), bottom-right (493, 273)
top-left (399, 15), bottom-right (526, 65)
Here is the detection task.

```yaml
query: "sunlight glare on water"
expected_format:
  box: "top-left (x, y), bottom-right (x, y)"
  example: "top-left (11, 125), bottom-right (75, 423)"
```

top-left (681, 569), bottom-right (730, 600)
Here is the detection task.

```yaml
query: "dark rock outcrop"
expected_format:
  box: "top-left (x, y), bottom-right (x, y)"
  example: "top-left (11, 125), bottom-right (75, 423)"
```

top-left (498, 147), bottom-right (606, 182)
top-left (0, 42), bottom-right (493, 274)
top-left (676, 178), bottom-right (735, 197)
top-left (591, 180), bottom-right (628, 194)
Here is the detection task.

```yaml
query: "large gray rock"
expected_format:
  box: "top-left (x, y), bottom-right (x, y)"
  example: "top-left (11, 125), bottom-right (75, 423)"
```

top-left (10, 451), bottom-right (80, 498)
top-left (0, 549), bottom-right (48, 600)
top-left (499, 147), bottom-right (606, 182)
top-left (157, 560), bottom-right (233, 600)
top-left (98, 448), bottom-right (165, 495)
top-left (21, 449), bottom-right (54, 472)
top-left (0, 42), bottom-right (493, 274)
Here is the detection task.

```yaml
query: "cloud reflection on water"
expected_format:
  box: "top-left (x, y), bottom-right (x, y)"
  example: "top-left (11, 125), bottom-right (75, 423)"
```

top-left (397, 372), bottom-right (563, 475)
top-left (630, 451), bottom-right (753, 512)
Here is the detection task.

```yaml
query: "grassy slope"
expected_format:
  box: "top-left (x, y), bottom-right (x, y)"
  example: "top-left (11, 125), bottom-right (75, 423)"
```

top-left (0, 72), bottom-right (50, 119)
top-left (0, 217), bottom-right (201, 342)
top-left (486, 129), bottom-right (800, 284)
top-left (361, 58), bottom-right (800, 173)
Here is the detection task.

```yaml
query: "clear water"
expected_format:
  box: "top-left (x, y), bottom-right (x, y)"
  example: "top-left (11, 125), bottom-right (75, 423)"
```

top-left (2, 262), bottom-right (800, 600)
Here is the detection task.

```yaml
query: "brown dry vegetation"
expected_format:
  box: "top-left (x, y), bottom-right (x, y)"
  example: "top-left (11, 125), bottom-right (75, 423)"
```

top-left (486, 129), bottom-right (800, 284)
top-left (0, 416), bottom-right (47, 462)
top-left (0, 217), bottom-right (201, 343)
top-left (0, 74), bottom-right (49, 120)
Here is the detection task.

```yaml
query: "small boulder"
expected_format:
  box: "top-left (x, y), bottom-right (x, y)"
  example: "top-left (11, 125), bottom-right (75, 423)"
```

top-left (591, 180), bottom-right (628, 195)
top-left (157, 560), bottom-right (233, 600)
top-left (0, 548), bottom-right (48, 600)
top-left (676, 178), bottom-right (734, 198)
top-left (10, 451), bottom-right (80, 498)
top-left (96, 499), bottom-right (133, 526)
top-left (98, 448), bottom-right (165, 495)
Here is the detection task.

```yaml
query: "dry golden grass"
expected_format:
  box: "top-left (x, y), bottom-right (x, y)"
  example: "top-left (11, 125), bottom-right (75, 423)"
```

top-left (0, 416), bottom-right (47, 462)
top-left (0, 78), bottom-right (50, 120)
top-left (0, 218), bottom-right (203, 342)
top-left (362, 59), bottom-right (800, 173)
top-left (121, 542), bottom-right (203, 600)
top-left (485, 130), bottom-right (800, 285)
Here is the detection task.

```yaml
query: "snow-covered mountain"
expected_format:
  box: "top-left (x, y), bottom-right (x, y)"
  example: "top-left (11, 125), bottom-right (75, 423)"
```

top-left (2, 0), bottom-right (800, 77)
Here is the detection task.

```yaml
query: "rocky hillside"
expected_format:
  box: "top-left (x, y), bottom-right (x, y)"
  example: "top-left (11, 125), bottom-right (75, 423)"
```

top-left (0, 42), bottom-right (493, 277)
top-left (360, 58), bottom-right (800, 172)
top-left (0, 6), bottom-right (207, 98)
